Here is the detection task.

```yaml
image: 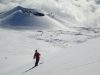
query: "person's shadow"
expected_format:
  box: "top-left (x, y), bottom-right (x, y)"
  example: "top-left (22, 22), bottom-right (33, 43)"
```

top-left (24, 66), bottom-right (36, 73)
top-left (23, 63), bottom-right (42, 73)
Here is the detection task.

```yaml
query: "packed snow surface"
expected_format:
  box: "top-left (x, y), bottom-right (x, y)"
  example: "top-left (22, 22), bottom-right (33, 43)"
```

top-left (0, 28), bottom-right (100, 75)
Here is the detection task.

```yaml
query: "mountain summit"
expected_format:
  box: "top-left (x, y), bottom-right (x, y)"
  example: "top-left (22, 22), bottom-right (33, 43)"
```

top-left (0, 6), bottom-right (45, 18)
top-left (13, 6), bottom-right (45, 16)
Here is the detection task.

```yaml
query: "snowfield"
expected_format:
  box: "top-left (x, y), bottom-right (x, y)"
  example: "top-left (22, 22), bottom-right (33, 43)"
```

top-left (0, 28), bottom-right (100, 75)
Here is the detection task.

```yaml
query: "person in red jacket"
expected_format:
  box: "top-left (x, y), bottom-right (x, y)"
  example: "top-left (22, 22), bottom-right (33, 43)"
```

top-left (34, 50), bottom-right (40, 67)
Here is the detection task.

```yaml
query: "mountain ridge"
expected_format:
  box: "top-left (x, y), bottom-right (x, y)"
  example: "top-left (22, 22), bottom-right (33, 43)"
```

top-left (0, 6), bottom-right (67, 30)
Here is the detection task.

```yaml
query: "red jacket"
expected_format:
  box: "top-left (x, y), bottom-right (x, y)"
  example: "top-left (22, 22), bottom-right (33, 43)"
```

top-left (34, 52), bottom-right (40, 60)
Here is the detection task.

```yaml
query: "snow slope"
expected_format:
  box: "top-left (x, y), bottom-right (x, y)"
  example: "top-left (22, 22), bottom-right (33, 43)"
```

top-left (0, 28), bottom-right (100, 75)
top-left (0, 6), bottom-right (67, 30)
top-left (25, 37), bottom-right (100, 75)
top-left (0, 0), bottom-right (100, 75)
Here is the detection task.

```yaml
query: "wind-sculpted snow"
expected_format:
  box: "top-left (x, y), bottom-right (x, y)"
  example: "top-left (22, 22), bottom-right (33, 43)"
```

top-left (28, 28), bottom-right (100, 47)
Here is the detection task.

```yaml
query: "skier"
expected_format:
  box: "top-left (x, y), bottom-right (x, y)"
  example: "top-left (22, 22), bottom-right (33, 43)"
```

top-left (24, 50), bottom-right (41, 73)
top-left (33, 50), bottom-right (40, 67)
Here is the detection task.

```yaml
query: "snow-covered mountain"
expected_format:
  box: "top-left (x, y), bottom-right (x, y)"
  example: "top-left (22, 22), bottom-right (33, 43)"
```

top-left (0, 6), bottom-right (67, 30)
top-left (0, 0), bottom-right (100, 30)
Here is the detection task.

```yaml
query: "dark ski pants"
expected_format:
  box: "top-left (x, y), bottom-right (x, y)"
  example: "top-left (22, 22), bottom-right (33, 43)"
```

top-left (35, 58), bottom-right (39, 66)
